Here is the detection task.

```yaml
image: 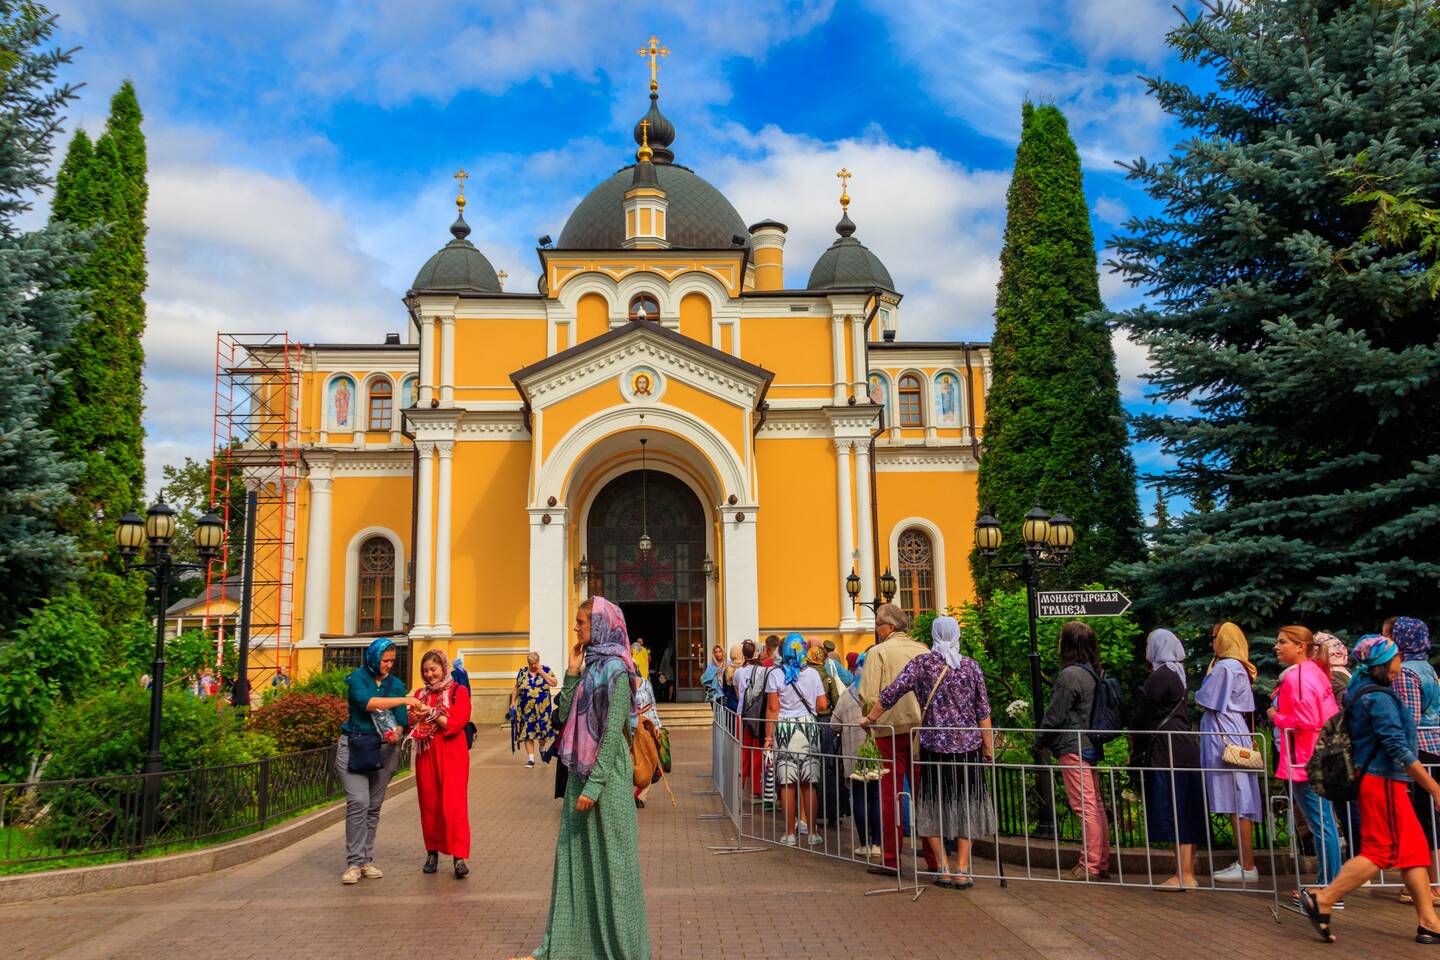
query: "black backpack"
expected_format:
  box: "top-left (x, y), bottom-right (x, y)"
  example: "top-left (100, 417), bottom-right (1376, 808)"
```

top-left (1079, 663), bottom-right (1124, 747)
top-left (741, 666), bottom-right (773, 739)
top-left (1307, 684), bottom-right (1389, 802)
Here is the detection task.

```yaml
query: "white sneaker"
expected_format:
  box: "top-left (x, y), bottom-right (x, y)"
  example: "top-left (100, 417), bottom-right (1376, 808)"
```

top-left (1212, 862), bottom-right (1259, 883)
top-left (869, 845), bottom-right (884, 858)
top-left (341, 865), bottom-right (362, 885)
top-left (808, 833), bottom-right (825, 846)
top-left (853, 846), bottom-right (870, 858)
top-left (797, 820), bottom-right (809, 835)
top-left (780, 834), bottom-right (797, 846)
top-left (361, 863), bottom-right (383, 879)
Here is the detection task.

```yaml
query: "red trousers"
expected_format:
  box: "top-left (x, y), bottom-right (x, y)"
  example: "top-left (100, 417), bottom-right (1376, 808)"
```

top-left (739, 718), bottom-right (765, 796)
top-left (876, 734), bottom-right (934, 870)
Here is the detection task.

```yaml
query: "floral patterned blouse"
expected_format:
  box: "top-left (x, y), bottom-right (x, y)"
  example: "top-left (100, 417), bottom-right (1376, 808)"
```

top-left (879, 651), bottom-right (990, 754)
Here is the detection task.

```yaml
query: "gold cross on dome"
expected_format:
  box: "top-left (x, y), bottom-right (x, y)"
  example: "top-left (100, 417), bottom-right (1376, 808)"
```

top-left (636, 35), bottom-right (669, 92)
top-left (836, 167), bottom-right (852, 210)
top-left (453, 168), bottom-right (469, 210)
top-left (496, 270), bottom-right (508, 289)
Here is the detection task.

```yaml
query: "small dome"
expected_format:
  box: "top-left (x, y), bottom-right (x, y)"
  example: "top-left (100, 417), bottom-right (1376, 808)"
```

top-left (806, 212), bottom-right (895, 292)
top-left (558, 163), bottom-right (750, 251)
top-left (410, 213), bottom-right (502, 294)
top-left (632, 93), bottom-right (675, 164)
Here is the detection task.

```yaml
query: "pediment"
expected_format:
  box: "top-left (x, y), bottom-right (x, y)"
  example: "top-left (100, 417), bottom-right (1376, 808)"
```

top-left (510, 320), bottom-right (773, 411)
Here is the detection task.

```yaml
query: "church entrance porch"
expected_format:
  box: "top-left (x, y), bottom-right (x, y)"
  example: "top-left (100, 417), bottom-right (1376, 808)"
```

top-left (587, 468), bottom-right (708, 702)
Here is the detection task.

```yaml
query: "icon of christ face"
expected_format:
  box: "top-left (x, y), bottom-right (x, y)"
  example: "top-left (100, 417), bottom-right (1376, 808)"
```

top-left (634, 373), bottom-right (651, 396)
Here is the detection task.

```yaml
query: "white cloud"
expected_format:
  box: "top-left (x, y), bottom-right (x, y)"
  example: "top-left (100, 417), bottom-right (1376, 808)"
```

top-left (1067, 0), bottom-right (1177, 65)
top-left (1092, 194), bottom-right (1129, 226)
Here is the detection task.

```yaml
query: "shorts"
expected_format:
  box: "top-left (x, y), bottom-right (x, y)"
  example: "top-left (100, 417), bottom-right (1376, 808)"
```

top-left (1358, 774), bottom-right (1431, 870)
top-left (773, 719), bottom-right (820, 786)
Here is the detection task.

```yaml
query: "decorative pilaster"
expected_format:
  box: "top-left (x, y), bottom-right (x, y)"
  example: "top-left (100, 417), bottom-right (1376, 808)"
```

top-left (835, 438), bottom-right (859, 628)
top-left (302, 462), bottom-right (333, 643)
top-left (721, 506), bottom-right (760, 649)
top-left (528, 507), bottom-right (569, 673)
top-left (854, 440), bottom-right (875, 628)
top-left (413, 440), bottom-right (435, 633)
top-left (439, 315), bottom-right (455, 406)
top-left (849, 312), bottom-right (867, 398)
top-left (433, 441), bottom-right (453, 636)
top-left (831, 317), bottom-right (847, 403)
top-left (418, 318), bottom-right (436, 407)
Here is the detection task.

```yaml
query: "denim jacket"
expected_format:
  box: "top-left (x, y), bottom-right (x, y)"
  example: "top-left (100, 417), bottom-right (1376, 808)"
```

top-left (1347, 679), bottom-right (1418, 781)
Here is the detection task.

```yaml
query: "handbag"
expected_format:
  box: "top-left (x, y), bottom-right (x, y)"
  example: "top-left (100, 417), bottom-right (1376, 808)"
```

top-left (346, 731), bottom-right (384, 773)
top-left (1222, 741), bottom-right (1265, 770)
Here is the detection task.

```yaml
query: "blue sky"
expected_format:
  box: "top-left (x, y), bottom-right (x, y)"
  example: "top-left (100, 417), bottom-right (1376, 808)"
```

top-left (49, 0), bottom-right (1203, 515)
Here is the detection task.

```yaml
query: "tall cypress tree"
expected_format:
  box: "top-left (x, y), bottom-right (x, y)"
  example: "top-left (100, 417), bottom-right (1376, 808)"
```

top-left (46, 82), bottom-right (147, 624)
top-left (1109, 1), bottom-right (1440, 635)
top-left (972, 102), bottom-right (1142, 593)
top-left (0, 2), bottom-right (88, 628)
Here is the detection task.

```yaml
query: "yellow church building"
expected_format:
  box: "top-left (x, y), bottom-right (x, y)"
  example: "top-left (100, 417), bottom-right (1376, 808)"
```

top-left (242, 53), bottom-right (991, 715)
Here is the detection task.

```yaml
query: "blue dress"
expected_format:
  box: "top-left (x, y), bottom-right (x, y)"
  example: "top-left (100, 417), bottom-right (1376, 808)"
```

top-left (1196, 658), bottom-right (1263, 820)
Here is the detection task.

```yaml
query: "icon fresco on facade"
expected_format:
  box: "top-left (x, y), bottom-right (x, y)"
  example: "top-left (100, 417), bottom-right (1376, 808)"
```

top-left (868, 372), bottom-right (891, 422)
top-left (328, 375), bottom-right (356, 430)
top-left (934, 371), bottom-right (961, 427)
top-left (624, 365), bottom-right (663, 402)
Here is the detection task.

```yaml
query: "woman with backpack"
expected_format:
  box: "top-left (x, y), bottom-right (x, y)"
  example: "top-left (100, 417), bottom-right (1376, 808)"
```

top-left (764, 633), bottom-right (829, 847)
top-left (1132, 628), bottom-right (1204, 891)
top-left (1036, 621), bottom-right (1112, 881)
top-left (1300, 636), bottom-right (1440, 945)
top-left (734, 640), bottom-right (769, 798)
top-left (1269, 625), bottom-right (1342, 896)
top-left (1197, 621), bottom-right (1263, 885)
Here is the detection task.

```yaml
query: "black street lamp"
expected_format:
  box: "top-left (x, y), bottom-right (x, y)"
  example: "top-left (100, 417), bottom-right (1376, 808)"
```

top-left (115, 500), bottom-right (225, 836)
top-left (845, 565), bottom-right (898, 614)
top-left (973, 502), bottom-right (1076, 716)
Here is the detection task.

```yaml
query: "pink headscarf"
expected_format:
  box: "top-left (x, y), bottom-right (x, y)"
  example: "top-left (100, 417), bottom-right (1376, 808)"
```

top-left (1316, 632), bottom-right (1348, 671)
top-left (555, 597), bottom-right (637, 781)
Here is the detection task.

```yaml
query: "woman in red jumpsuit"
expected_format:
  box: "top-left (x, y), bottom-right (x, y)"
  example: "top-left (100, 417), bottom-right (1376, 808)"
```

top-left (412, 649), bottom-right (471, 878)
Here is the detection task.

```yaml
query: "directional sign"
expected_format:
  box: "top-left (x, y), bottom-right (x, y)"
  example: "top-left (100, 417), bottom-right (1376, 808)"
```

top-left (1036, 589), bottom-right (1132, 619)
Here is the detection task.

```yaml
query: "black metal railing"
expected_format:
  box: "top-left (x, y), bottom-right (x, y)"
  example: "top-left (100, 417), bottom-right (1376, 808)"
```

top-left (0, 743), bottom-right (407, 869)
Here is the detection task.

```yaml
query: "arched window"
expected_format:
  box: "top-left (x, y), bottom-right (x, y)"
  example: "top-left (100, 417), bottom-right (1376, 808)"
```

top-left (628, 293), bottom-right (660, 322)
top-left (898, 374), bottom-right (924, 426)
top-left (356, 536), bottom-right (395, 632)
top-left (367, 379), bottom-right (393, 431)
top-left (896, 528), bottom-right (935, 621)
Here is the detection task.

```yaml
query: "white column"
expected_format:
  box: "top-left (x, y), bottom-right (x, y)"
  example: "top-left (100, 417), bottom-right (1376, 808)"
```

top-left (854, 439), bottom-right (875, 628)
top-left (433, 440), bottom-right (453, 635)
top-left (721, 508), bottom-right (759, 650)
top-left (302, 466), bottom-right (333, 643)
top-left (835, 439), bottom-right (858, 628)
top-left (831, 317), bottom-right (847, 403)
top-left (439, 315), bottom-right (455, 406)
top-left (418, 317), bottom-right (435, 407)
top-left (850, 312), bottom-right (867, 398)
top-left (413, 441), bottom-right (435, 632)
top-left (528, 507), bottom-right (569, 673)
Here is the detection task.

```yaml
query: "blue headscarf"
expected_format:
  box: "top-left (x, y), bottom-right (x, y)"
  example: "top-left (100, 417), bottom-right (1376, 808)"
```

top-left (1354, 633), bottom-right (1399, 669)
top-left (1395, 618), bottom-right (1432, 662)
top-left (781, 632), bottom-right (807, 684)
top-left (362, 636), bottom-right (396, 678)
top-left (849, 651), bottom-right (867, 694)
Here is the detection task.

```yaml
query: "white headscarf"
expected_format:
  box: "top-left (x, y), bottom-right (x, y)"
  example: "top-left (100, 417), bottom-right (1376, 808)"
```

top-left (1145, 628), bottom-right (1187, 685)
top-left (930, 615), bottom-right (963, 670)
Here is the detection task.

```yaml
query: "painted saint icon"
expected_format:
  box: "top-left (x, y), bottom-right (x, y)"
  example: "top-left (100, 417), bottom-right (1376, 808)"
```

top-left (868, 373), bottom-right (890, 418)
top-left (935, 372), bottom-right (961, 427)
top-left (329, 376), bottom-right (355, 430)
top-left (634, 372), bottom-right (652, 396)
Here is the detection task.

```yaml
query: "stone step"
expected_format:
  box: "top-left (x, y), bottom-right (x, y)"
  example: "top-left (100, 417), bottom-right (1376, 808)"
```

top-left (657, 703), bottom-right (715, 728)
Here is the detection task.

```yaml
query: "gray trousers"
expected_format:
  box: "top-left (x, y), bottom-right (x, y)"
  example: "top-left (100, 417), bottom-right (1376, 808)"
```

top-left (335, 734), bottom-right (401, 867)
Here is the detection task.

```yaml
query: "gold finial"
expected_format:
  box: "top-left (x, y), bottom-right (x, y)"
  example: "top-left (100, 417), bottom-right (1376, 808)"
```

top-left (836, 167), bottom-right (852, 211)
top-left (496, 269), bottom-right (508, 289)
top-left (453, 167), bottom-right (469, 211)
top-left (636, 118), bottom-right (653, 163)
top-left (636, 35), bottom-right (669, 93)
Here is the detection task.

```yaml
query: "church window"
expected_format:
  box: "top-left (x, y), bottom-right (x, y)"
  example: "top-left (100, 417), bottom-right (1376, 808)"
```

top-left (628, 293), bottom-right (660, 322)
top-left (367, 380), bottom-right (393, 431)
top-left (896, 528), bottom-right (935, 621)
top-left (357, 536), bottom-right (395, 632)
top-left (898, 374), bottom-right (923, 426)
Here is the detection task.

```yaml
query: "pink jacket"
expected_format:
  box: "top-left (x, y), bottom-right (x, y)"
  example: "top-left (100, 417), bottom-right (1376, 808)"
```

top-left (1272, 659), bottom-right (1339, 781)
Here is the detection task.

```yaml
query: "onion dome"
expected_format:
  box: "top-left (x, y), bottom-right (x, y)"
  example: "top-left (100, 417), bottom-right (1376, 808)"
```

top-left (632, 93), bottom-right (676, 165)
top-left (410, 179), bottom-right (502, 294)
top-left (806, 171), bottom-right (894, 292)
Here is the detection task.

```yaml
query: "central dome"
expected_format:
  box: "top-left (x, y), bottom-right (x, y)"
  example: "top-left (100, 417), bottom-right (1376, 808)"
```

top-left (557, 163), bottom-right (751, 251)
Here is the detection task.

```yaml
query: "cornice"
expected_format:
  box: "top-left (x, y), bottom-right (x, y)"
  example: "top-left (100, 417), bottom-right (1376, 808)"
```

top-left (523, 333), bottom-right (763, 410)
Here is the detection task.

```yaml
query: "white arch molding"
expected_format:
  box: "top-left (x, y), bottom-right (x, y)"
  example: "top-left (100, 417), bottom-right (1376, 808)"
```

top-left (343, 526), bottom-right (407, 634)
top-left (887, 516), bottom-right (947, 613)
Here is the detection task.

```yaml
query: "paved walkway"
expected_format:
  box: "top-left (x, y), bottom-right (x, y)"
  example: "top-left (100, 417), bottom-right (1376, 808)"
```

top-left (0, 729), bottom-right (1429, 959)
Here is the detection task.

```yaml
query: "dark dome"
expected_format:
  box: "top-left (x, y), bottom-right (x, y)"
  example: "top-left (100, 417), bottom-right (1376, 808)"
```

top-left (557, 164), bottom-right (751, 251)
top-left (410, 213), bottom-right (502, 294)
top-left (806, 212), bottom-right (895, 292)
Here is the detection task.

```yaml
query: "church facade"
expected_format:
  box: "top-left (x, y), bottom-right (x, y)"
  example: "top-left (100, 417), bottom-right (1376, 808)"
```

top-left (260, 69), bottom-right (991, 712)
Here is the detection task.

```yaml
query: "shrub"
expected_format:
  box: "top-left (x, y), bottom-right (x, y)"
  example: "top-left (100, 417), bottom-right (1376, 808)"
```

top-left (248, 694), bottom-right (347, 752)
top-left (292, 668), bottom-right (351, 699)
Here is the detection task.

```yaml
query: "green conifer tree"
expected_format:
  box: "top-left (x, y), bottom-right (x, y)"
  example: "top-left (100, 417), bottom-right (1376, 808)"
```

top-left (45, 82), bottom-right (147, 624)
top-left (0, 2), bottom-right (88, 628)
top-left (1108, 1), bottom-right (1440, 634)
top-left (972, 102), bottom-right (1142, 593)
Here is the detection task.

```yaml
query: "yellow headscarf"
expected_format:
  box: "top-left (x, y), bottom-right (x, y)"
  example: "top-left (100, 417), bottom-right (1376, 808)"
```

top-left (1208, 621), bottom-right (1257, 681)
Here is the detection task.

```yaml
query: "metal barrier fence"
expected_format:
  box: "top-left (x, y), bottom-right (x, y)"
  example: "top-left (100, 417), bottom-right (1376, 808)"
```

top-left (0, 742), bottom-right (406, 868)
top-left (708, 706), bottom-right (1298, 909)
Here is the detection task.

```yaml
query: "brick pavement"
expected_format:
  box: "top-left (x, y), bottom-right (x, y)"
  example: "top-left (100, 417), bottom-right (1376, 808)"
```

top-left (0, 728), bottom-right (1432, 959)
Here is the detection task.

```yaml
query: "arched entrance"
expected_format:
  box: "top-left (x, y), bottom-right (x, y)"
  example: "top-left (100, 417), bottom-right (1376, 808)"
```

top-left (587, 469), bottom-right (707, 702)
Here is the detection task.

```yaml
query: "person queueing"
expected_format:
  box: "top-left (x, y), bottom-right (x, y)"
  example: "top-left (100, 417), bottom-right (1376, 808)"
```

top-left (1394, 617), bottom-right (1440, 907)
top-left (1269, 625), bottom-right (1342, 900)
top-left (700, 644), bottom-right (727, 703)
top-left (511, 652), bottom-right (559, 768)
top-left (1197, 621), bottom-right (1262, 884)
top-left (733, 640), bottom-right (770, 799)
top-left (337, 637), bottom-right (422, 885)
top-left (1133, 629), bottom-right (1204, 890)
top-left (513, 596), bottom-right (649, 960)
top-left (764, 633), bottom-right (828, 847)
top-left (1300, 636), bottom-right (1440, 945)
top-left (831, 652), bottom-right (882, 860)
top-left (411, 649), bottom-right (472, 879)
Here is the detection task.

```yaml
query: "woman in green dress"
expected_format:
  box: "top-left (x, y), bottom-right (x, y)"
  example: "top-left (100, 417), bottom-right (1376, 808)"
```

top-left (514, 595), bottom-right (651, 960)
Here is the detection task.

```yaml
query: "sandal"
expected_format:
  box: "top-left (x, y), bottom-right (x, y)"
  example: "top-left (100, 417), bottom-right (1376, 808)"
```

top-left (1299, 889), bottom-right (1335, 944)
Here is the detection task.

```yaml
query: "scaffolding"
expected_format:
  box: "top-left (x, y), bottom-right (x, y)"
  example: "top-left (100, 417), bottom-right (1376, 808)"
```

top-left (209, 333), bottom-right (303, 697)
